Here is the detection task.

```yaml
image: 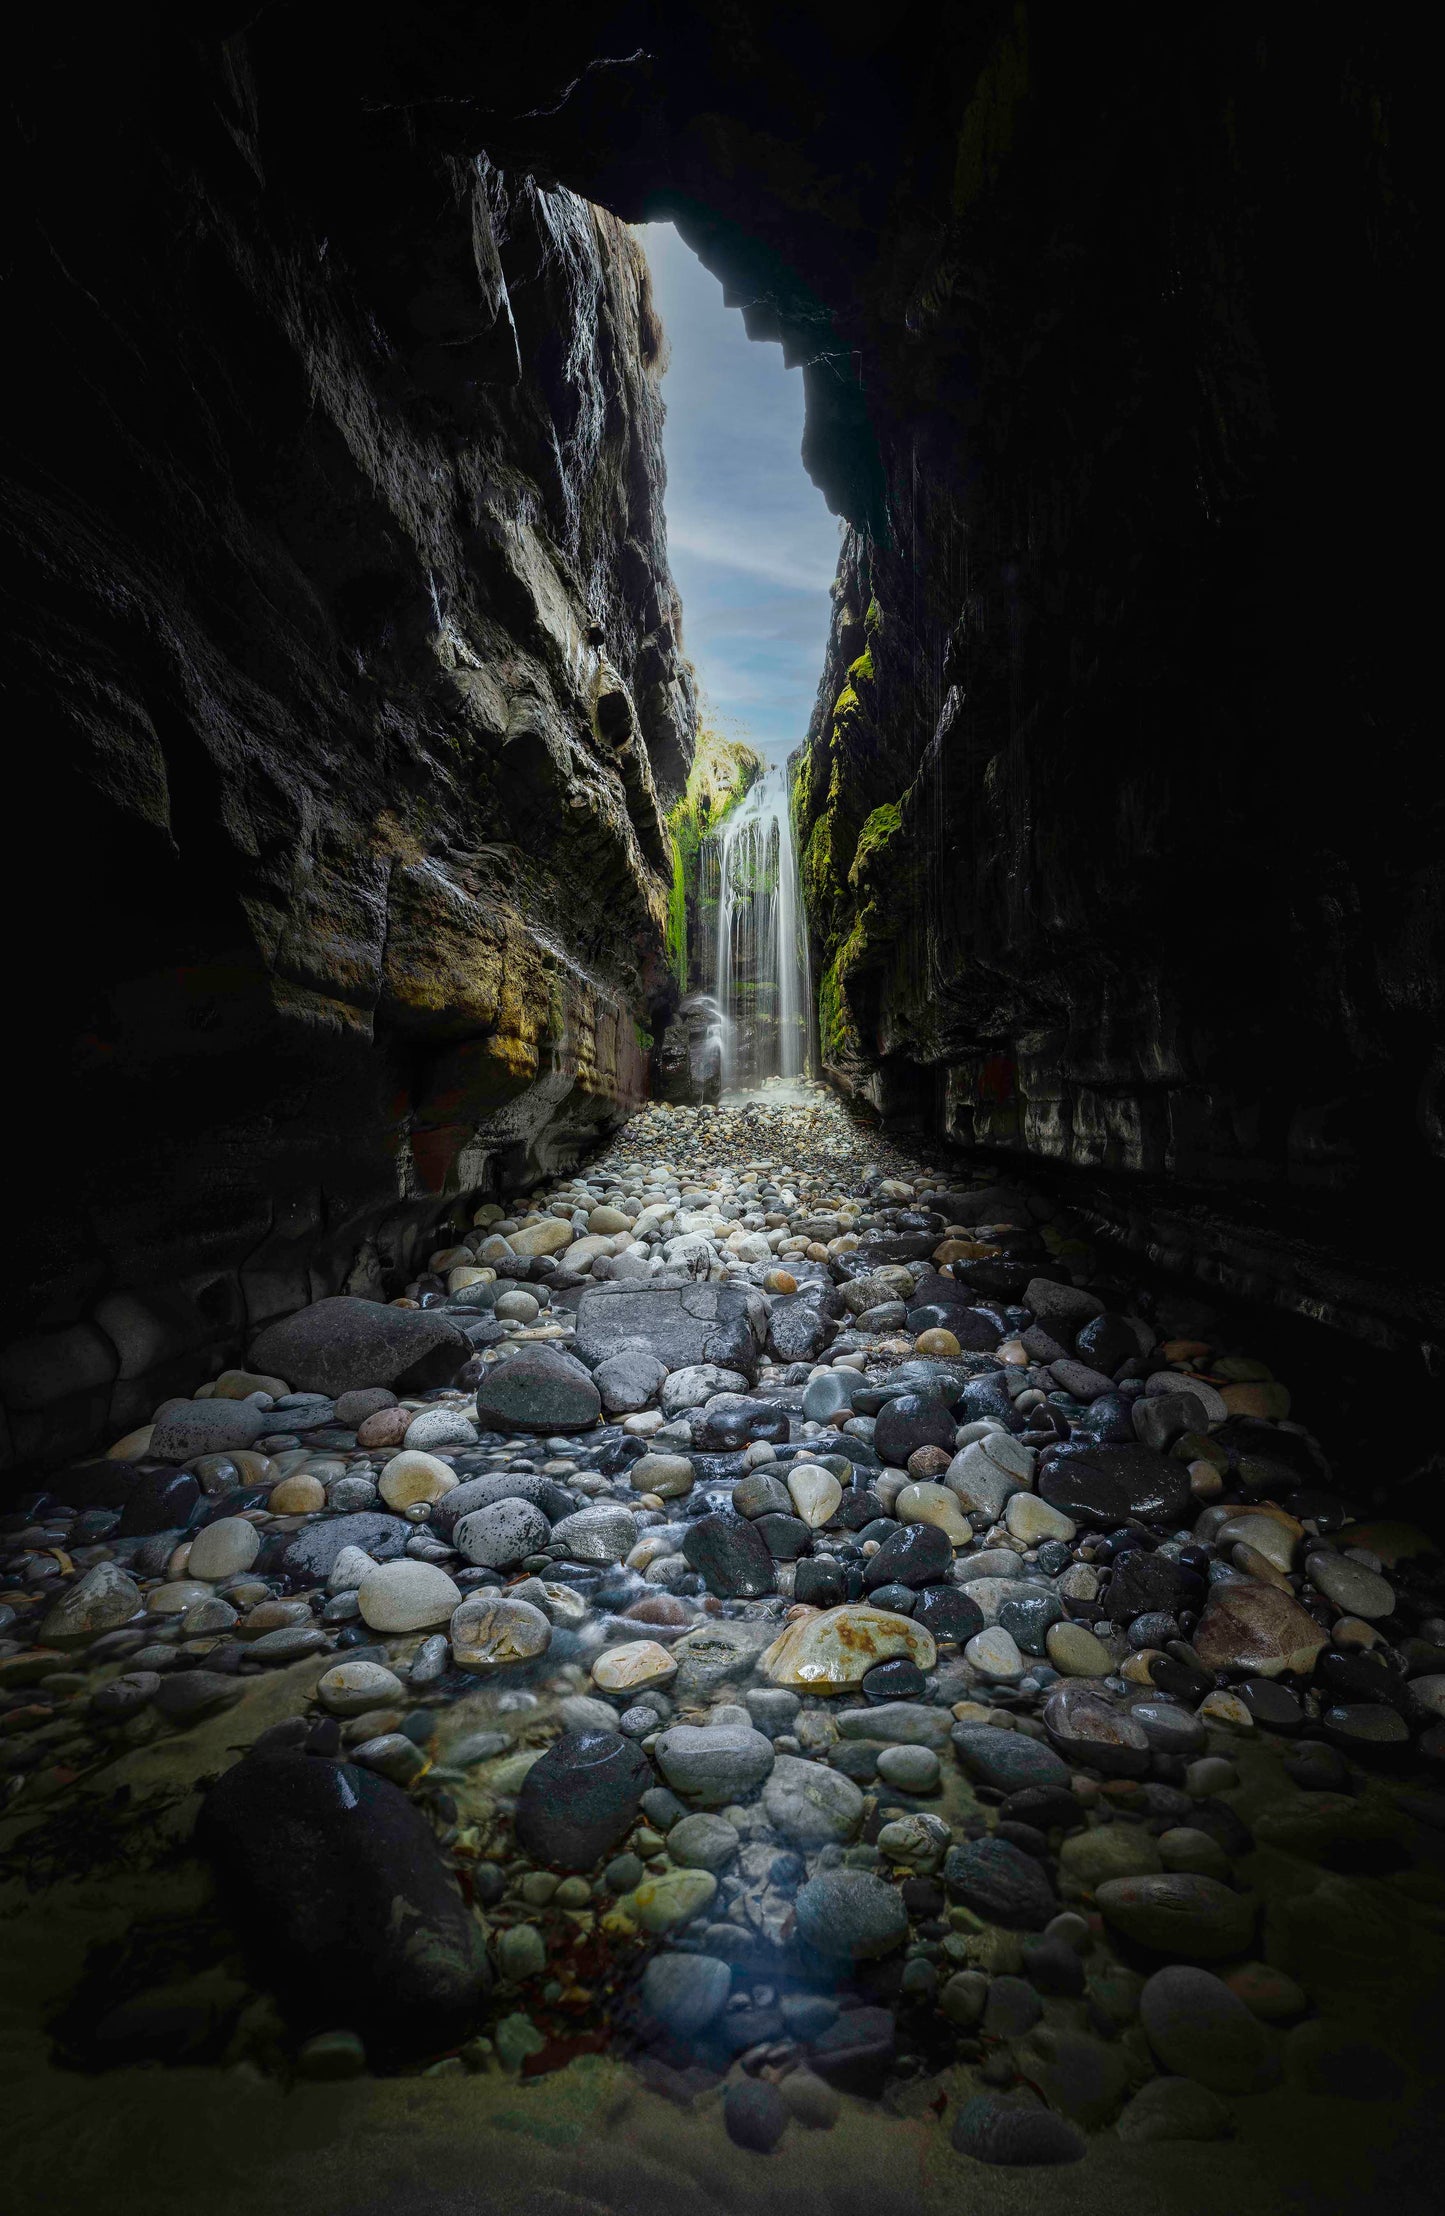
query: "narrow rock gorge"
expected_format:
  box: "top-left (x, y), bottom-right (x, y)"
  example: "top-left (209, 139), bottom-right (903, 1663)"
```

top-left (1, 12), bottom-right (1439, 2216)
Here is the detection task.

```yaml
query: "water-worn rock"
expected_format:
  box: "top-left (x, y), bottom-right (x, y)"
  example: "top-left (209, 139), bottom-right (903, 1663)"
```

top-left (277, 1512), bottom-right (411, 1583)
top-left (1115, 2076), bottom-right (1233, 2142)
top-left (377, 1449), bottom-right (459, 1509)
top-left (1306, 1551), bottom-right (1395, 1620)
top-left (513, 1729), bottom-right (651, 1868)
top-left (473, 1345), bottom-right (600, 1432)
top-left (592, 1640), bottom-right (677, 1693)
top-left (185, 1517), bottom-right (261, 1581)
top-left (1193, 1582), bottom-right (1328, 1678)
top-left (357, 1559), bottom-right (461, 1632)
top-left (680, 1512), bottom-right (776, 1598)
top-left (594, 1349), bottom-right (668, 1414)
top-left (451, 1594), bottom-right (552, 1669)
top-left (1140, 1965), bottom-right (1281, 2090)
top-left (641, 1953), bottom-right (733, 2036)
top-left (943, 1838), bottom-right (1057, 1929)
top-left (1095, 1874), bottom-right (1256, 1958)
top-left (148, 1398), bottom-right (273, 1462)
top-left (250, 1298), bottom-right (467, 1398)
top-left (951, 2095), bottom-right (1085, 2166)
top-left (951, 1726), bottom-right (1070, 1795)
top-left (198, 1751), bottom-right (489, 2058)
top-left (317, 1659), bottom-right (407, 1716)
top-left (1042, 1682), bottom-right (1151, 1776)
top-left (863, 1521), bottom-right (954, 1590)
top-left (762, 1754), bottom-right (864, 1845)
top-left (454, 1498), bottom-right (551, 1568)
top-left (761, 1605), bottom-right (936, 1691)
top-left (666, 1813), bottom-right (740, 1869)
top-left (654, 1722), bottom-right (775, 1806)
top-left (549, 1504), bottom-right (636, 1564)
top-left (1037, 1441), bottom-right (1191, 1529)
top-left (793, 1868), bottom-right (909, 1958)
top-left (575, 1282), bottom-right (765, 1377)
top-left (40, 1560), bottom-right (142, 1648)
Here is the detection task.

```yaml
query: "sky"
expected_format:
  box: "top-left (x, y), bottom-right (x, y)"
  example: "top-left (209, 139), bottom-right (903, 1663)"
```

top-left (639, 223), bottom-right (842, 764)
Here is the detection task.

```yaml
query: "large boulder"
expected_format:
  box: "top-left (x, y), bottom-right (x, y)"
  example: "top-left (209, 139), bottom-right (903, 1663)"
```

top-left (249, 1297), bottom-right (467, 1398)
top-left (197, 1751), bottom-right (490, 2058)
top-left (472, 1344), bottom-right (600, 1433)
top-left (574, 1282), bottom-right (767, 1379)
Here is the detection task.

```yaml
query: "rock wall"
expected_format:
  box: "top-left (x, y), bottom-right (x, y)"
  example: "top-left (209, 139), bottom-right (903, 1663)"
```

top-left (2, 34), bottom-right (694, 1464)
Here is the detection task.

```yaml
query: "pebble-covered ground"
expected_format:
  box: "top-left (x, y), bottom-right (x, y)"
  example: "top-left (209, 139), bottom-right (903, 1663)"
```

top-left (4, 1087), bottom-right (1445, 2215)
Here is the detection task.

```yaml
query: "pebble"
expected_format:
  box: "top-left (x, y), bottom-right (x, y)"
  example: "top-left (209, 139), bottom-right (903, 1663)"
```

top-left (450, 1594), bottom-right (551, 1668)
top-left (1139, 1965), bottom-right (1281, 2090)
top-left (592, 1640), bottom-right (678, 1693)
top-left (793, 1868), bottom-right (909, 1958)
top-left (761, 1754), bottom-right (864, 1845)
top-left (356, 1559), bottom-right (461, 1632)
top-left (653, 1722), bottom-right (775, 1806)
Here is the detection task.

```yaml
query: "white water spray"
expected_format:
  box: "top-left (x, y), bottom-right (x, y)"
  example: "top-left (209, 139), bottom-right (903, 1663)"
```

top-left (712, 765), bottom-right (812, 1086)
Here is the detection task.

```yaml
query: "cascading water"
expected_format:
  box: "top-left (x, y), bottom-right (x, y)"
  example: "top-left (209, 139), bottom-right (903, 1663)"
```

top-left (711, 764), bottom-right (812, 1088)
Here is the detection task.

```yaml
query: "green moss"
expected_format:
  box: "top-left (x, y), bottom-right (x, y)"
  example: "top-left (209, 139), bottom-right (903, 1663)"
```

top-left (864, 595), bottom-right (883, 636)
top-left (664, 838), bottom-right (688, 991)
top-left (849, 800), bottom-right (902, 889)
top-left (847, 645), bottom-right (875, 687)
top-left (665, 721), bottom-right (764, 991)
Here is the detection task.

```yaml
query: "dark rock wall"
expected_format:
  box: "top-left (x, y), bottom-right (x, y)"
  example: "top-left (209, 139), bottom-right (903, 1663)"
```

top-left (2, 31), bottom-right (694, 1463)
top-left (787, 14), bottom-right (1437, 1361)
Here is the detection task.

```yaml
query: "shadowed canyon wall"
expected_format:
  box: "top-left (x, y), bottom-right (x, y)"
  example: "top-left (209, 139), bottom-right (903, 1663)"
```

top-left (2, 27), bottom-right (696, 1462)
top-left (3, 4), bottom-right (1434, 1465)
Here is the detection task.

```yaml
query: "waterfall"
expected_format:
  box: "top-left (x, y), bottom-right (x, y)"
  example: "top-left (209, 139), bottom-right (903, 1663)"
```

top-left (711, 765), bottom-right (812, 1088)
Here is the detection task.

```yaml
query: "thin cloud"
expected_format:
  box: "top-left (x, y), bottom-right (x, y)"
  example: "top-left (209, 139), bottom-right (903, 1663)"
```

top-left (641, 221), bottom-right (839, 760)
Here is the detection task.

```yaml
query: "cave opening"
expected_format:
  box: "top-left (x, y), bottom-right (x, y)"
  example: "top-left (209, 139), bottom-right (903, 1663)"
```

top-left (1, 13), bottom-right (1439, 2215)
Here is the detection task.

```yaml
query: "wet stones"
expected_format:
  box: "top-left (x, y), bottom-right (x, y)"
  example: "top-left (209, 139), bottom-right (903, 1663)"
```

top-left (1037, 1441), bottom-right (1191, 1529)
top-left (198, 1751), bottom-right (489, 2058)
top-left (762, 1753), bottom-right (865, 1845)
top-left (1193, 1582), bottom-right (1329, 1678)
top-left (356, 1559), bottom-right (461, 1633)
top-left (513, 1728), bottom-right (651, 1868)
top-left (642, 1953), bottom-right (733, 2036)
top-left (863, 1520), bottom-right (954, 1591)
top-left (653, 1722), bottom-right (775, 1806)
top-left (793, 1868), bottom-right (909, 1958)
top-left (39, 1560), bottom-right (141, 1648)
top-left (574, 1282), bottom-right (765, 1378)
top-left (148, 1399), bottom-right (272, 1463)
top-left (1095, 1875), bottom-right (1257, 1959)
top-left (277, 1511), bottom-right (411, 1584)
top-left (760, 1604), bottom-right (936, 1691)
top-left (184, 1516), bottom-right (261, 1581)
top-left (952, 2096), bottom-right (1086, 2166)
top-left (549, 1505), bottom-right (637, 1564)
top-left (1042, 1683), bottom-right (1151, 1776)
top-left (952, 1726), bottom-right (1070, 1795)
top-left (680, 1511), bottom-right (776, 1598)
top-left (451, 1594), bottom-right (551, 1669)
top-left (453, 1498), bottom-right (551, 1569)
top-left (1306, 1552), bottom-right (1396, 1620)
top-left (249, 1297), bottom-right (467, 1398)
top-left (943, 1837), bottom-right (1057, 1929)
top-left (873, 1393), bottom-right (957, 1469)
top-left (316, 1659), bottom-right (407, 1716)
top-left (473, 1345), bottom-right (601, 1433)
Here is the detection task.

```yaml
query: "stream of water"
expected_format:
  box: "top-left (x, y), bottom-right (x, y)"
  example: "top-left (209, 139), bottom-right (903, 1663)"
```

top-left (712, 765), bottom-right (812, 1088)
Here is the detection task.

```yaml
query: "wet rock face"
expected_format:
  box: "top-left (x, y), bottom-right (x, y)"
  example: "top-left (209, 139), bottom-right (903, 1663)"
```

top-left (2, 47), bottom-right (694, 1464)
